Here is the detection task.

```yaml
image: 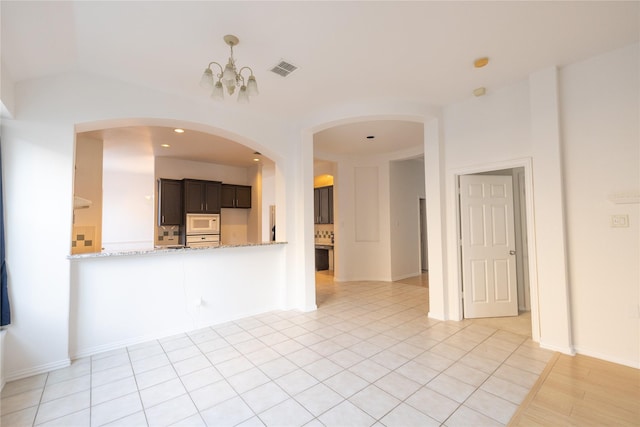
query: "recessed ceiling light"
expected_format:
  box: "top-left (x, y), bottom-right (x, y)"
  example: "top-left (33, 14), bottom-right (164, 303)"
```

top-left (253, 158), bottom-right (260, 162)
top-left (174, 128), bottom-right (185, 133)
top-left (161, 144), bottom-right (171, 148)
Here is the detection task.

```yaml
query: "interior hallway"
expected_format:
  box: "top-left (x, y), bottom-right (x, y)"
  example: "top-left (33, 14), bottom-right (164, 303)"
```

top-left (3, 274), bottom-right (553, 426)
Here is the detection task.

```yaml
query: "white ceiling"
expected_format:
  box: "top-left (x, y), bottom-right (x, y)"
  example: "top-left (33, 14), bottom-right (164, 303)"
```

top-left (81, 126), bottom-right (273, 168)
top-left (314, 120), bottom-right (424, 158)
top-left (3, 1), bottom-right (638, 164)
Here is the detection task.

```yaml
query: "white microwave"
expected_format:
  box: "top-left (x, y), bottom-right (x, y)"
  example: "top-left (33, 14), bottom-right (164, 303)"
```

top-left (186, 213), bottom-right (220, 235)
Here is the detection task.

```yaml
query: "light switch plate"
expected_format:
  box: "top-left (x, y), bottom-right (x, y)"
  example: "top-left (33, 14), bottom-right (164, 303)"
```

top-left (611, 214), bottom-right (629, 228)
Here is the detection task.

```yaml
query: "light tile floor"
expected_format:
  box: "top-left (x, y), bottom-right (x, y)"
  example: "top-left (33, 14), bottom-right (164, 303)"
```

top-left (1, 275), bottom-right (553, 427)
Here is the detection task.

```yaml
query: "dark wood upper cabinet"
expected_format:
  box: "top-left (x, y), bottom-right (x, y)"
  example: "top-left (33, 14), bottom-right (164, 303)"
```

top-left (314, 186), bottom-right (333, 224)
top-left (235, 185), bottom-right (251, 208)
top-left (183, 179), bottom-right (221, 213)
top-left (158, 179), bottom-right (183, 225)
top-left (221, 184), bottom-right (251, 209)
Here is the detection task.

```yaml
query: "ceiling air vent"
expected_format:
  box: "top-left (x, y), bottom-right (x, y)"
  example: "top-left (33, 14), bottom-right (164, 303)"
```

top-left (270, 60), bottom-right (298, 77)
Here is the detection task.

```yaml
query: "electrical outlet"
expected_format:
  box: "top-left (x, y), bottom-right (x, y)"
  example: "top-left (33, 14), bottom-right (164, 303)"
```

top-left (611, 214), bottom-right (629, 228)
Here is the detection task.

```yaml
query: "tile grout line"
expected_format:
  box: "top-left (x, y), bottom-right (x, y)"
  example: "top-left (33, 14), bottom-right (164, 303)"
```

top-left (506, 351), bottom-right (559, 426)
top-left (229, 313), bottom-right (329, 425)
top-left (125, 343), bottom-right (150, 427)
top-left (89, 357), bottom-right (92, 427)
top-left (439, 325), bottom-right (533, 426)
top-left (165, 331), bottom-right (215, 427)
top-left (30, 372), bottom-right (49, 427)
top-left (271, 292), bottom-right (438, 424)
top-left (6, 280), bottom-right (550, 427)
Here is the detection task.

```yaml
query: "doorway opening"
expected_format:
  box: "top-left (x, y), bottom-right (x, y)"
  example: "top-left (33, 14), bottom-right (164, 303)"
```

top-left (313, 170), bottom-right (335, 278)
top-left (458, 167), bottom-right (532, 335)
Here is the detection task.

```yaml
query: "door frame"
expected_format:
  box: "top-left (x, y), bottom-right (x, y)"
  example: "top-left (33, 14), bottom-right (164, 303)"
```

top-left (419, 198), bottom-right (428, 272)
top-left (449, 157), bottom-right (540, 342)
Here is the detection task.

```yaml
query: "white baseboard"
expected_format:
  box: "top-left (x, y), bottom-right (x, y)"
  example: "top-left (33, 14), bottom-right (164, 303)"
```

top-left (72, 306), bottom-right (285, 360)
top-left (5, 358), bottom-right (71, 383)
top-left (573, 346), bottom-right (640, 369)
top-left (538, 340), bottom-right (576, 356)
top-left (427, 311), bottom-right (446, 321)
top-left (71, 327), bottom-right (188, 360)
top-left (303, 304), bottom-right (318, 312)
top-left (391, 271), bottom-right (423, 282)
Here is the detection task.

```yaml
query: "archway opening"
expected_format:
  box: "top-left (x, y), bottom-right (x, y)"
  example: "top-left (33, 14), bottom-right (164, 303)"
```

top-left (72, 121), bottom-right (278, 254)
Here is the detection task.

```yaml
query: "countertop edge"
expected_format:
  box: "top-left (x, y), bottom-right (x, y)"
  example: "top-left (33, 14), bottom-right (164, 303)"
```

top-left (68, 241), bottom-right (288, 260)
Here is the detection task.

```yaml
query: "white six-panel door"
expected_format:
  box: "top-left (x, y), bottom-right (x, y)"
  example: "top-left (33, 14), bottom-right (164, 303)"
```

top-left (460, 175), bottom-right (518, 318)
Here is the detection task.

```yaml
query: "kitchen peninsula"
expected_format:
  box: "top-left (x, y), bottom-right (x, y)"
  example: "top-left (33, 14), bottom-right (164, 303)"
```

top-left (69, 130), bottom-right (287, 360)
top-left (68, 241), bottom-right (287, 359)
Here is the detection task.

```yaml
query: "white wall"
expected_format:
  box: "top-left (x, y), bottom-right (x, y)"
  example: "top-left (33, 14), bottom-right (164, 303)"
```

top-left (247, 164), bottom-right (262, 243)
top-left (441, 44), bottom-right (639, 366)
top-left (442, 74), bottom-right (575, 353)
top-left (72, 135), bottom-right (103, 253)
top-left (0, 71), bottom-right (293, 380)
top-left (560, 44), bottom-right (639, 367)
top-left (335, 157), bottom-right (392, 281)
top-left (443, 80), bottom-right (533, 318)
top-left (102, 135), bottom-right (155, 250)
top-left (389, 158), bottom-right (426, 280)
top-left (2, 119), bottom-right (74, 379)
top-left (261, 163), bottom-right (276, 242)
top-left (102, 170), bottom-right (155, 250)
top-left (156, 157), bottom-right (250, 184)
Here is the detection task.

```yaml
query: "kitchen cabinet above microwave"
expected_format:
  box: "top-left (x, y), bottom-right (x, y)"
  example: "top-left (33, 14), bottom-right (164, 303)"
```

top-left (221, 184), bottom-right (251, 209)
top-left (158, 178), bottom-right (183, 225)
top-left (184, 179), bottom-right (221, 214)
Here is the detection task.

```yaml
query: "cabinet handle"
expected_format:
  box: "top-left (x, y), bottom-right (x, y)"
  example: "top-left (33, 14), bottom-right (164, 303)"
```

top-left (162, 215), bottom-right (165, 223)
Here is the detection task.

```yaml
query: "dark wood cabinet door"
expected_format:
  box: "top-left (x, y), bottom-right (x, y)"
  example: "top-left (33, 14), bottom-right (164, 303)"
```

top-left (315, 248), bottom-right (329, 271)
top-left (221, 184), bottom-right (251, 209)
top-left (158, 179), bottom-right (183, 225)
top-left (328, 186), bottom-right (334, 224)
top-left (184, 180), bottom-right (205, 213)
top-left (204, 181), bottom-right (221, 213)
top-left (318, 187), bottom-right (331, 224)
top-left (235, 185), bottom-right (251, 208)
top-left (183, 179), bottom-right (221, 213)
top-left (314, 186), bottom-right (333, 224)
top-left (221, 184), bottom-right (236, 208)
top-left (314, 188), bottom-right (321, 223)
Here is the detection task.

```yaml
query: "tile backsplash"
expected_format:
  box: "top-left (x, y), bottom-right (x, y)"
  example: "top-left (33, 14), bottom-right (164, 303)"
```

top-left (315, 224), bottom-right (334, 243)
top-left (72, 226), bottom-right (96, 254)
top-left (157, 225), bottom-right (181, 244)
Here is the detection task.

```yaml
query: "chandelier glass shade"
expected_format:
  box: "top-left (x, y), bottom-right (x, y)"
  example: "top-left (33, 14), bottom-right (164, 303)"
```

top-left (200, 35), bottom-right (259, 103)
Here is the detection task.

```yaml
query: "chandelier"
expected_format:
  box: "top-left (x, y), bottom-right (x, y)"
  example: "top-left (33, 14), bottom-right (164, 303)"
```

top-left (199, 35), bottom-right (259, 103)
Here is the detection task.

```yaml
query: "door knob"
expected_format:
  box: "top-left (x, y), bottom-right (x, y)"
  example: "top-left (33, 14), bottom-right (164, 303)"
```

top-left (509, 250), bottom-right (516, 255)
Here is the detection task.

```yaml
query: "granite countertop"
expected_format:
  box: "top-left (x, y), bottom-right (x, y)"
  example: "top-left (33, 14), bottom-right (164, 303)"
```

top-left (68, 241), bottom-right (287, 260)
